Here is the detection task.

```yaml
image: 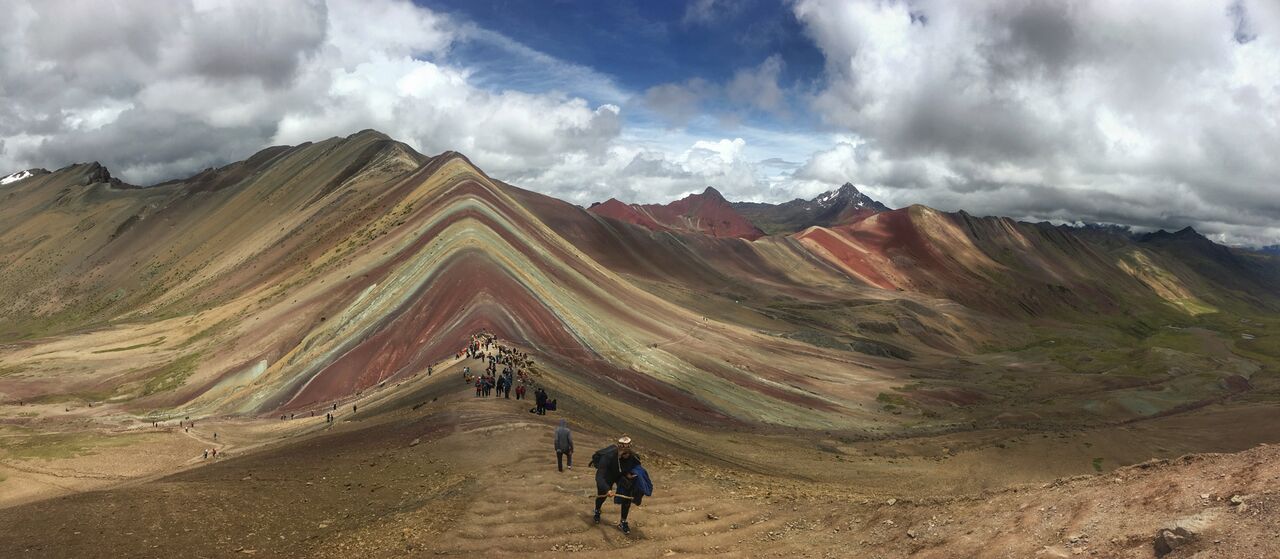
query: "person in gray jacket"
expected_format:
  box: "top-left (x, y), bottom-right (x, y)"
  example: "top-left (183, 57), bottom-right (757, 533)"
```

top-left (554, 419), bottom-right (574, 471)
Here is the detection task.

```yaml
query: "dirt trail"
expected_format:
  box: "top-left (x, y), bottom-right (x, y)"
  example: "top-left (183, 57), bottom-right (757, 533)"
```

top-left (363, 398), bottom-right (817, 558)
top-left (1, 371), bottom-right (1278, 558)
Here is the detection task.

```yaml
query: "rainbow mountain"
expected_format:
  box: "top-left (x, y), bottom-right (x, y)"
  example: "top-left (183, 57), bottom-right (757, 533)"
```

top-left (1, 130), bottom-right (1277, 434)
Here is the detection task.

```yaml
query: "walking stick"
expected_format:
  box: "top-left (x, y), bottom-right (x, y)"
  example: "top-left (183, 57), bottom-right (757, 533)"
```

top-left (594, 493), bottom-right (634, 500)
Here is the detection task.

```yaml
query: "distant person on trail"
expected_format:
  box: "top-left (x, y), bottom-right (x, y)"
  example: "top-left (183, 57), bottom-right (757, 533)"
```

top-left (516, 384), bottom-right (526, 400)
top-left (554, 419), bottom-right (574, 472)
top-left (590, 436), bottom-right (650, 535)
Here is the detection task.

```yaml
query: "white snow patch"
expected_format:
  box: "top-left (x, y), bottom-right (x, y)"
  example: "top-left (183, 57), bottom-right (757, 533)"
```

top-left (0, 170), bottom-right (34, 185)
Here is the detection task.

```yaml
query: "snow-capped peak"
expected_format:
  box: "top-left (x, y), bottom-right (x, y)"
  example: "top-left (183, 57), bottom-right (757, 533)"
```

top-left (814, 183), bottom-right (863, 207)
top-left (1, 169), bottom-right (35, 185)
top-left (815, 189), bottom-right (839, 206)
top-left (806, 183), bottom-right (891, 213)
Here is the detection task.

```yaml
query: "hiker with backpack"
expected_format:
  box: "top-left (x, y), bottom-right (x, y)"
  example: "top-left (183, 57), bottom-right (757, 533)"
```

top-left (590, 435), bottom-right (651, 535)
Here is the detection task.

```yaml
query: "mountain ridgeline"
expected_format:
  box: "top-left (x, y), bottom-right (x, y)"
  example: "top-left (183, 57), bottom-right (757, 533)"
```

top-left (586, 182), bottom-right (891, 238)
top-left (731, 182), bottom-right (892, 235)
top-left (1, 129), bottom-right (1277, 432)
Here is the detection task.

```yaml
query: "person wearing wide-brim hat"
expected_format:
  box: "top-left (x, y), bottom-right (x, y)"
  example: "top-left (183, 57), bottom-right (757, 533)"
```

top-left (589, 435), bottom-right (648, 535)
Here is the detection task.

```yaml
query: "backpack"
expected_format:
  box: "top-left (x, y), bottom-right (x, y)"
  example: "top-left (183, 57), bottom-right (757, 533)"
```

top-left (589, 445), bottom-right (615, 469)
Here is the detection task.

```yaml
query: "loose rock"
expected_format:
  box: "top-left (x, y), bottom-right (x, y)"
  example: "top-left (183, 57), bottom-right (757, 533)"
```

top-left (1154, 527), bottom-right (1193, 557)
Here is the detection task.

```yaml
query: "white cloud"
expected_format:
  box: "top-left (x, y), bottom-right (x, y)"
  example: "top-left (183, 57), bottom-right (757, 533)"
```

top-left (0, 0), bottom-right (624, 187)
top-left (0, 0), bottom-right (809, 211)
top-left (683, 0), bottom-right (743, 26)
top-left (726, 55), bottom-right (786, 114)
top-left (4, 0), bottom-right (1277, 245)
top-left (638, 79), bottom-right (715, 128)
top-left (456, 25), bottom-right (629, 105)
top-left (789, 0), bottom-right (1280, 244)
top-left (637, 54), bottom-right (791, 128)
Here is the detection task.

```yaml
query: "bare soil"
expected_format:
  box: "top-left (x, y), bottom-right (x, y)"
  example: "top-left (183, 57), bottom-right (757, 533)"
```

top-left (1, 364), bottom-right (1278, 558)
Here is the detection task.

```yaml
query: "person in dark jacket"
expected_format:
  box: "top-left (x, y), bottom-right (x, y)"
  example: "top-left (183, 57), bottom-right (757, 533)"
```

top-left (590, 435), bottom-right (641, 534)
top-left (534, 388), bottom-right (548, 415)
top-left (554, 419), bottom-right (574, 471)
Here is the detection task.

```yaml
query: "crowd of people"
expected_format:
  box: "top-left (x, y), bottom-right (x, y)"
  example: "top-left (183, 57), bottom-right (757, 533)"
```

top-left (459, 332), bottom-right (556, 414)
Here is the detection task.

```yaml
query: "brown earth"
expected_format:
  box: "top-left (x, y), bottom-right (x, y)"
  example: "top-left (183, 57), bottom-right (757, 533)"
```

top-left (1, 356), bottom-right (1278, 558)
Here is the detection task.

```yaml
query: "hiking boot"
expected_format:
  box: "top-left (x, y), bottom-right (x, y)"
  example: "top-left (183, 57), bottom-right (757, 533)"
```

top-left (592, 510), bottom-right (601, 524)
top-left (619, 521), bottom-right (631, 535)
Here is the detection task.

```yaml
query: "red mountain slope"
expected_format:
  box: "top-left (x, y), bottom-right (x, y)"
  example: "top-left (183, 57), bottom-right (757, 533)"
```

top-left (588, 187), bottom-right (765, 240)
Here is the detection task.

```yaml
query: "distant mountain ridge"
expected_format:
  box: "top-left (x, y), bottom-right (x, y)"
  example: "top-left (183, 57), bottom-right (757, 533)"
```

top-left (587, 182), bottom-right (891, 239)
top-left (587, 186), bottom-right (766, 240)
top-left (732, 183), bottom-right (891, 235)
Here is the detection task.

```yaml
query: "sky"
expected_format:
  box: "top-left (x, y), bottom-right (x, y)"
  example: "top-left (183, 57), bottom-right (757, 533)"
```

top-left (0, 0), bottom-right (1278, 246)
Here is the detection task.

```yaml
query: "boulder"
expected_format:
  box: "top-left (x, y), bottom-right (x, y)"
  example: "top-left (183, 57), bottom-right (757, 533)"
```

top-left (1154, 527), bottom-right (1193, 557)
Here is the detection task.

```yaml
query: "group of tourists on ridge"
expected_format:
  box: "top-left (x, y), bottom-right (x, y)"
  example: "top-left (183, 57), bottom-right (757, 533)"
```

top-left (461, 330), bottom-right (654, 535)
top-left (460, 332), bottom-right (555, 414)
top-left (242, 329), bottom-right (655, 536)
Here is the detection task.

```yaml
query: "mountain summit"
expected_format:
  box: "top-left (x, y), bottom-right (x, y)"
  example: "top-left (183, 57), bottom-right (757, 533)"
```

top-left (732, 182), bottom-right (891, 234)
top-left (814, 183), bottom-right (891, 213)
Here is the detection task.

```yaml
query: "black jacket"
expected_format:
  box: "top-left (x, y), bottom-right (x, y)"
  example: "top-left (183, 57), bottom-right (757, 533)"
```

top-left (589, 445), bottom-right (641, 487)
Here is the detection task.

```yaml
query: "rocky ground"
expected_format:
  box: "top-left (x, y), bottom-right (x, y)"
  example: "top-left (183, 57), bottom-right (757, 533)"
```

top-left (1, 365), bottom-right (1277, 558)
